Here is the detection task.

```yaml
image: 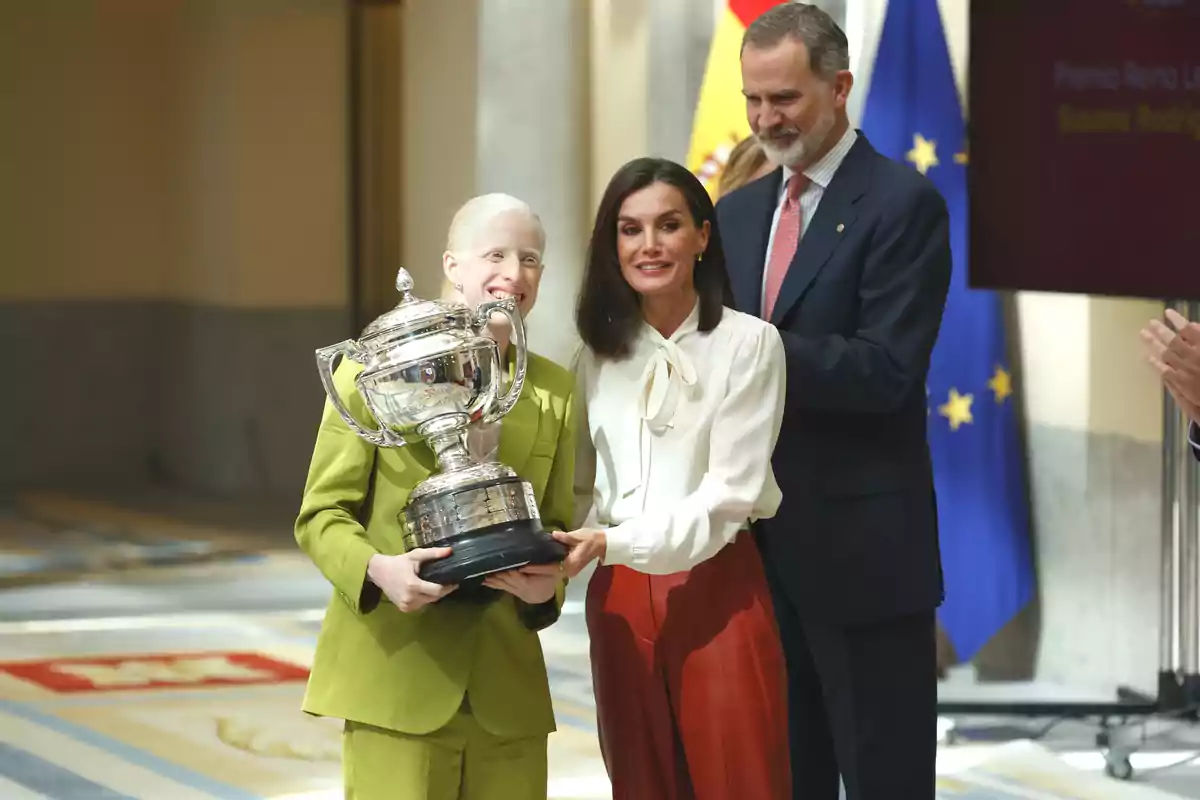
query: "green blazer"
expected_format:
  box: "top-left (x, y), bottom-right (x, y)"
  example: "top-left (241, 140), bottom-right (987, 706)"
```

top-left (296, 351), bottom-right (576, 737)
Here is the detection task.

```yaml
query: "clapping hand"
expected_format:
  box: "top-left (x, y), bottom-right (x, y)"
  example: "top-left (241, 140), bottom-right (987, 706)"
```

top-left (1142, 309), bottom-right (1200, 422)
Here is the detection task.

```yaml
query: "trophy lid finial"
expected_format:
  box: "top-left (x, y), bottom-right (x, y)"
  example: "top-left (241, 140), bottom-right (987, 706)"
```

top-left (356, 265), bottom-right (469, 345)
top-left (395, 268), bottom-right (414, 296)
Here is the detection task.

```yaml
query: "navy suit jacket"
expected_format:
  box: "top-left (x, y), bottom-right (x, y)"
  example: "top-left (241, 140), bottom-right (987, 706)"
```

top-left (717, 133), bottom-right (952, 624)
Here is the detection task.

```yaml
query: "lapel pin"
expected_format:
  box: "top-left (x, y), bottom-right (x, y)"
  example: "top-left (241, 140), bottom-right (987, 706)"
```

top-left (836, 223), bottom-right (845, 233)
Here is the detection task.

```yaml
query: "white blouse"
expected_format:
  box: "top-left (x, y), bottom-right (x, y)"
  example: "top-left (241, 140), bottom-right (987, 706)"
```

top-left (573, 303), bottom-right (787, 575)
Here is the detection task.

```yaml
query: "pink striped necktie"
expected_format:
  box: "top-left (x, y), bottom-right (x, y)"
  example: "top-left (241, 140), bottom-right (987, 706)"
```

top-left (762, 172), bottom-right (808, 320)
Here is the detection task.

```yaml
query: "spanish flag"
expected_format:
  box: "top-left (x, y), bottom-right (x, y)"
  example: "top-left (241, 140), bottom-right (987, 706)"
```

top-left (687, 0), bottom-right (789, 196)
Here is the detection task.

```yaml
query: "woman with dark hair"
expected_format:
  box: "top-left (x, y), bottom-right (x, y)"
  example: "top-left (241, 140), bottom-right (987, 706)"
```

top-left (545, 157), bottom-right (790, 797)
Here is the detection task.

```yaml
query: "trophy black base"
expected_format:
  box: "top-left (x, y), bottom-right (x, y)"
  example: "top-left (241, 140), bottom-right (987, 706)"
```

top-left (417, 518), bottom-right (567, 603)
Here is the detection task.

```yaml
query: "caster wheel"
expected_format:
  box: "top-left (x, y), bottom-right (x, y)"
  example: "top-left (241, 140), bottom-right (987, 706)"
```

top-left (1104, 755), bottom-right (1133, 781)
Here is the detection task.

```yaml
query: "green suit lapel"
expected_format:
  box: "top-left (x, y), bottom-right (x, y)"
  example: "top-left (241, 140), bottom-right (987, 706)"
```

top-left (498, 388), bottom-right (541, 475)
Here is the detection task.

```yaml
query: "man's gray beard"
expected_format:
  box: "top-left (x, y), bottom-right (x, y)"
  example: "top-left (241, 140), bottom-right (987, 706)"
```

top-left (759, 135), bottom-right (811, 168)
top-left (757, 113), bottom-right (836, 169)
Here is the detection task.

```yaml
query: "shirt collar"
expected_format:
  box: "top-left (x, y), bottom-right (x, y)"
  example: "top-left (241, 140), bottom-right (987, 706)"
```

top-left (642, 298), bottom-right (701, 343)
top-left (780, 126), bottom-right (858, 197)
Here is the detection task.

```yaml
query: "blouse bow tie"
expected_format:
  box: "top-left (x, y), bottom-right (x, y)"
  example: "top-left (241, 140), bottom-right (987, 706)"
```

top-left (638, 339), bottom-right (697, 434)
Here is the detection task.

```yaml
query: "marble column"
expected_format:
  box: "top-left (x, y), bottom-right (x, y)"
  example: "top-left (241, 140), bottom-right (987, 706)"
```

top-left (475, 0), bottom-right (590, 367)
top-left (646, 0), bottom-right (713, 162)
top-left (589, 0), bottom-right (649, 209)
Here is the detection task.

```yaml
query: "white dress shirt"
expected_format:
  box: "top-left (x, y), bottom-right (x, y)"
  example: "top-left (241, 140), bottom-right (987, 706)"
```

top-left (761, 126), bottom-right (859, 314)
top-left (574, 304), bottom-right (787, 575)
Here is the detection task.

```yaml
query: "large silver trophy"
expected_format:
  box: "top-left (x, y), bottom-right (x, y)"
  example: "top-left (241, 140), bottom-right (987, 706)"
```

top-left (315, 268), bottom-right (566, 593)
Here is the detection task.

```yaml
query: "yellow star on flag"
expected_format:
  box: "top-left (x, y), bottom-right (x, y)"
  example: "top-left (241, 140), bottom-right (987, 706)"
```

top-left (988, 365), bottom-right (1013, 403)
top-left (906, 133), bottom-right (939, 174)
top-left (954, 148), bottom-right (968, 165)
top-left (939, 388), bottom-right (974, 431)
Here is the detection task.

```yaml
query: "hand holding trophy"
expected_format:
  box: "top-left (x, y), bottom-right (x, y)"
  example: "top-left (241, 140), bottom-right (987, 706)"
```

top-left (314, 268), bottom-right (566, 597)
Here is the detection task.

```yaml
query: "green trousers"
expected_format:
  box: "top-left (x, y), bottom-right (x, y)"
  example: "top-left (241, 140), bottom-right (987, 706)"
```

top-left (342, 709), bottom-right (548, 800)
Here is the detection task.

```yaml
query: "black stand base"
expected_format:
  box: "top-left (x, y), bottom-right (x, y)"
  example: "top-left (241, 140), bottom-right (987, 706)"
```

top-left (1156, 670), bottom-right (1200, 716)
top-left (417, 518), bottom-right (567, 604)
top-left (938, 671), bottom-right (1200, 782)
top-left (937, 671), bottom-right (1200, 718)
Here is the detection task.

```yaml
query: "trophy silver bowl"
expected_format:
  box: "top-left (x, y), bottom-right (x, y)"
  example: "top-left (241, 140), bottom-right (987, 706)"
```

top-left (314, 268), bottom-right (566, 596)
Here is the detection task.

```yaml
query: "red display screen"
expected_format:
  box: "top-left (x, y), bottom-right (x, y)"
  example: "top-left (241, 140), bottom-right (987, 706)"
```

top-left (968, 0), bottom-right (1200, 299)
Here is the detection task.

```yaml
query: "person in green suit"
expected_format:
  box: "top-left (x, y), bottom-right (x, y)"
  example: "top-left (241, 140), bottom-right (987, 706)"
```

top-left (295, 193), bottom-right (577, 800)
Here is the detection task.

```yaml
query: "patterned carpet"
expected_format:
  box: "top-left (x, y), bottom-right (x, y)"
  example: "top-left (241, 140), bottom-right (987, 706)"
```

top-left (0, 491), bottom-right (1191, 799)
top-left (0, 606), bottom-right (1188, 799)
top-left (0, 609), bottom-right (609, 800)
top-left (0, 491), bottom-right (288, 589)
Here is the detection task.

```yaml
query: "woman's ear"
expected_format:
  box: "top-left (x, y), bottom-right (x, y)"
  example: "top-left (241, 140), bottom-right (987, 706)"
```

top-left (697, 219), bottom-right (711, 256)
top-left (442, 250), bottom-right (459, 287)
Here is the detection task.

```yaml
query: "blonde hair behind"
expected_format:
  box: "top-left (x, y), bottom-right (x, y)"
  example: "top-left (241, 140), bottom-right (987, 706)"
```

top-left (718, 137), bottom-right (771, 198)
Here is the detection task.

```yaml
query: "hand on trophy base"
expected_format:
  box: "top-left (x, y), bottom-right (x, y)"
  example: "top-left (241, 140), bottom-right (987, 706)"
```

top-left (366, 550), bottom-right (458, 612)
top-left (416, 518), bottom-right (567, 604)
top-left (481, 567), bottom-right (560, 605)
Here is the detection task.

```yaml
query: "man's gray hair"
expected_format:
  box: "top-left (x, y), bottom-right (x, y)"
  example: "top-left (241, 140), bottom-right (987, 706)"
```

top-left (742, 3), bottom-right (850, 80)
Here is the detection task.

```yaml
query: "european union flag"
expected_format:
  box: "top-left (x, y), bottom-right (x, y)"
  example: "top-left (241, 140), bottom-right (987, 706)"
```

top-left (861, 0), bottom-right (1036, 662)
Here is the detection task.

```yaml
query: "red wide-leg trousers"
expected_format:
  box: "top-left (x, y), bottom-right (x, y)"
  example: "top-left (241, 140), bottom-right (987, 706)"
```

top-left (585, 532), bottom-right (791, 800)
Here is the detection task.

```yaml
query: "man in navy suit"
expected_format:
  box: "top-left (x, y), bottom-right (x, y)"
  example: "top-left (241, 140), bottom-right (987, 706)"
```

top-left (715, 5), bottom-right (951, 798)
top-left (1143, 309), bottom-right (1200, 460)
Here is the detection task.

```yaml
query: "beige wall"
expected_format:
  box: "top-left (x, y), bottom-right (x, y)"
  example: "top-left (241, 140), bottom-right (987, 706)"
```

top-left (0, 0), bottom-right (349, 309)
top-left (1086, 297), bottom-right (1165, 443)
top-left (400, 0), bottom-right (479, 300)
top-left (0, 0), bottom-right (181, 301)
top-left (0, 0), bottom-right (352, 499)
top-left (177, 0), bottom-right (349, 310)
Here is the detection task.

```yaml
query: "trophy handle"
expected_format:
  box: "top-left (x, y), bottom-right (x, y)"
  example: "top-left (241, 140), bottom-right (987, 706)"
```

top-left (315, 340), bottom-right (404, 448)
top-left (475, 298), bottom-right (527, 423)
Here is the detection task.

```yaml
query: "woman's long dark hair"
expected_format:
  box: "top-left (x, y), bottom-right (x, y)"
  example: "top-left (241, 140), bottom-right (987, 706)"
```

top-left (576, 157), bottom-right (734, 359)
